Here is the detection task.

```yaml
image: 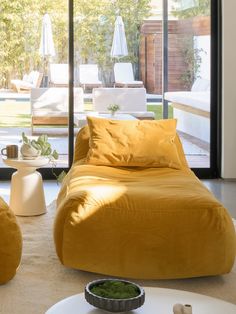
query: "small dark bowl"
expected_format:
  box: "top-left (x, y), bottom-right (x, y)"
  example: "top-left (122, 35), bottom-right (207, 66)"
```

top-left (85, 279), bottom-right (145, 312)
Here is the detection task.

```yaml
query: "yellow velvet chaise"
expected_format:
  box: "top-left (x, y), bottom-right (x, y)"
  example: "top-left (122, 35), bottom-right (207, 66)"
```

top-left (54, 121), bottom-right (236, 279)
top-left (0, 197), bottom-right (22, 284)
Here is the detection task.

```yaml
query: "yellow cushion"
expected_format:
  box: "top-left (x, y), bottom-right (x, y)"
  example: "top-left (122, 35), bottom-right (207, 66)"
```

top-left (86, 117), bottom-right (181, 169)
top-left (0, 197), bottom-right (22, 284)
top-left (74, 125), bottom-right (189, 168)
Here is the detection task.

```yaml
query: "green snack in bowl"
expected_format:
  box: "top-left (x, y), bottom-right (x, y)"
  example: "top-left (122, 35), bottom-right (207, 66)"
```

top-left (90, 281), bottom-right (140, 299)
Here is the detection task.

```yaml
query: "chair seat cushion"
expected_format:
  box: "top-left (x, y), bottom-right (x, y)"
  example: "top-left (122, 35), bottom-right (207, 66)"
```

top-left (11, 79), bottom-right (34, 89)
top-left (0, 197), bottom-right (22, 284)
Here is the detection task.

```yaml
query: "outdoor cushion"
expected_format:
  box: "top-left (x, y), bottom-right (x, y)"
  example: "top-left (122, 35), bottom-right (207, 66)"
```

top-left (0, 197), bottom-right (22, 284)
top-left (54, 126), bottom-right (236, 279)
top-left (11, 80), bottom-right (35, 89)
top-left (164, 91), bottom-right (210, 112)
top-left (79, 64), bottom-right (102, 85)
top-left (191, 78), bottom-right (210, 92)
top-left (86, 117), bottom-right (181, 169)
top-left (31, 87), bottom-right (84, 115)
top-left (113, 63), bottom-right (143, 86)
top-left (49, 64), bottom-right (69, 86)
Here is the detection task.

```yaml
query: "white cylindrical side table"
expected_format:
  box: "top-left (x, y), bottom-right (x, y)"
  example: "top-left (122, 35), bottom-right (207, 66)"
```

top-left (3, 157), bottom-right (49, 216)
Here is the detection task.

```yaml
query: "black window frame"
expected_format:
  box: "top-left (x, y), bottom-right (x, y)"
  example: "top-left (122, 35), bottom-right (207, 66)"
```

top-left (0, 0), bottom-right (221, 180)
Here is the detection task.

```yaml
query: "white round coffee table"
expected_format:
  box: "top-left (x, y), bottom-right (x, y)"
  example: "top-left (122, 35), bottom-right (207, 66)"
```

top-left (3, 157), bottom-right (49, 216)
top-left (45, 287), bottom-right (236, 314)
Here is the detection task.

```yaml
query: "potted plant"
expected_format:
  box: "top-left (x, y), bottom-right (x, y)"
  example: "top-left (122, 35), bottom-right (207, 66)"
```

top-left (21, 132), bottom-right (66, 183)
top-left (107, 104), bottom-right (120, 116)
top-left (85, 279), bottom-right (145, 312)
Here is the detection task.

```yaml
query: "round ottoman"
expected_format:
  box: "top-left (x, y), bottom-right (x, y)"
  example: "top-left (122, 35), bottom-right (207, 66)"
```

top-left (0, 197), bottom-right (22, 284)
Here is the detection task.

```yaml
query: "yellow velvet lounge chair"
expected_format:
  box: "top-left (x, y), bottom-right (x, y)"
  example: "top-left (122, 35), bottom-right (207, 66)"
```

top-left (0, 197), bottom-right (22, 284)
top-left (54, 124), bottom-right (236, 280)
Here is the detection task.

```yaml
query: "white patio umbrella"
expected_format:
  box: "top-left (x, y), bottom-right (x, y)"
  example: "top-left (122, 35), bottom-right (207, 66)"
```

top-left (110, 16), bottom-right (128, 58)
top-left (39, 13), bottom-right (55, 86)
top-left (39, 13), bottom-right (55, 58)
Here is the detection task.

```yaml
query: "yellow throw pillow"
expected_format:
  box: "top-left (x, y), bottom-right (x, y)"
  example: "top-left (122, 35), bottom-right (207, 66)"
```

top-left (86, 117), bottom-right (181, 169)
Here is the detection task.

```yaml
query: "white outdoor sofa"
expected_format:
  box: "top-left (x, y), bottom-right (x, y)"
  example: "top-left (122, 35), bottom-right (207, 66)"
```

top-left (164, 79), bottom-right (210, 143)
top-left (73, 88), bottom-right (155, 128)
top-left (92, 87), bottom-right (155, 119)
top-left (31, 87), bottom-right (84, 133)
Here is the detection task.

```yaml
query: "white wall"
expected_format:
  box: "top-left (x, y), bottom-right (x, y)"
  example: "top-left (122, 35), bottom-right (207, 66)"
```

top-left (222, 1), bottom-right (236, 178)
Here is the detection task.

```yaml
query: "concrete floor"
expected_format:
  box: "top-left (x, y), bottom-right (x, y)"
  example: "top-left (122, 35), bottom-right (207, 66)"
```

top-left (0, 178), bottom-right (236, 218)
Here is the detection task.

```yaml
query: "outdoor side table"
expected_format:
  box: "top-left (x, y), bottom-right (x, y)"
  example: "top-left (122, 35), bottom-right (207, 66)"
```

top-left (74, 112), bottom-right (137, 128)
top-left (3, 157), bottom-right (49, 216)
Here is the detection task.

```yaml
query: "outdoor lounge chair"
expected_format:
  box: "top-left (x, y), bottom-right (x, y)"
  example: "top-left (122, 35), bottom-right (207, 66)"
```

top-left (114, 62), bottom-right (144, 88)
top-left (49, 64), bottom-right (69, 87)
top-left (30, 87), bottom-right (84, 134)
top-left (11, 71), bottom-right (43, 93)
top-left (92, 87), bottom-right (155, 120)
top-left (79, 64), bottom-right (102, 90)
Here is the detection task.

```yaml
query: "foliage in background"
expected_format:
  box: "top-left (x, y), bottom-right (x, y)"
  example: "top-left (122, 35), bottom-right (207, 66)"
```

top-left (0, 0), bottom-right (68, 88)
top-left (74, 0), bottom-right (151, 84)
top-left (0, 0), bottom-right (150, 88)
top-left (171, 0), bottom-right (209, 88)
top-left (171, 0), bottom-right (210, 18)
top-left (179, 37), bottom-right (203, 89)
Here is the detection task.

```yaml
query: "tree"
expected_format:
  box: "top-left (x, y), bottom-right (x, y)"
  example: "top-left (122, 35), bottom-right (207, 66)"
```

top-left (172, 0), bottom-right (210, 18)
top-left (171, 0), bottom-right (210, 88)
top-left (0, 0), bottom-right (151, 88)
top-left (0, 1), bottom-right (40, 87)
top-left (74, 0), bottom-right (151, 83)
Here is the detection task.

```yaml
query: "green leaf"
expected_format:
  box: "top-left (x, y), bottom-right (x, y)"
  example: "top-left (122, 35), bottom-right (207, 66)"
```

top-left (22, 132), bottom-right (30, 144)
top-left (52, 150), bottom-right (59, 160)
top-left (56, 170), bottom-right (67, 184)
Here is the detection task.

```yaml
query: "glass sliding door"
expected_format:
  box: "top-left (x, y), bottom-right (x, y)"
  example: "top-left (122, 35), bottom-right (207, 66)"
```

top-left (0, 0), bottom-right (220, 179)
top-left (141, 0), bottom-right (217, 175)
top-left (166, 0), bottom-right (211, 169)
top-left (73, 1), bottom-right (151, 136)
top-left (0, 1), bottom-right (69, 179)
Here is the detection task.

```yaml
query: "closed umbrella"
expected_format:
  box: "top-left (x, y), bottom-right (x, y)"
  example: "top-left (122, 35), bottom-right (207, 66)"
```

top-left (110, 16), bottom-right (128, 58)
top-left (39, 13), bottom-right (55, 58)
top-left (39, 13), bottom-right (55, 86)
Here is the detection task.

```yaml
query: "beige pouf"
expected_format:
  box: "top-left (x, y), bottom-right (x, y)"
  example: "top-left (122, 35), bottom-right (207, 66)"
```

top-left (0, 197), bottom-right (22, 284)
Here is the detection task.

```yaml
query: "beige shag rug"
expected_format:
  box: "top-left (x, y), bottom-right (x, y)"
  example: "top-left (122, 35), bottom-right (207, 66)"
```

top-left (0, 202), bottom-right (235, 314)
